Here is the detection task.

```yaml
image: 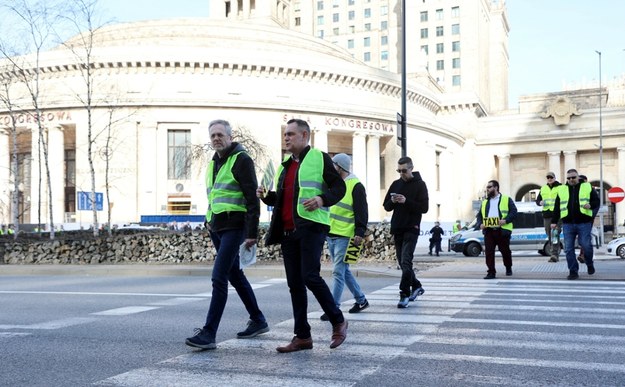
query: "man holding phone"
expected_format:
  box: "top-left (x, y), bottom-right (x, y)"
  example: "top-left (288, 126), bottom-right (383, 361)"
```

top-left (383, 157), bottom-right (429, 308)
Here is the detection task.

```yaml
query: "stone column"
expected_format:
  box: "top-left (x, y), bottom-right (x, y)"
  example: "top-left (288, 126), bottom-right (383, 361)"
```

top-left (30, 125), bottom-right (41, 224)
top-left (563, 150), bottom-right (577, 173)
top-left (366, 134), bottom-right (382, 222)
top-left (139, 121), bottom-right (159, 216)
top-left (617, 147), bottom-right (625, 234)
top-left (242, 0), bottom-right (250, 18)
top-left (47, 125), bottom-right (65, 225)
top-left (497, 154), bottom-right (511, 196)
top-left (547, 151), bottom-right (561, 180)
top-left (312, 128), bottom-right (328, 152)
top-left (352, 132), bottom-right (367, 188)
top-left (0, 126), bottom-right (9, 224)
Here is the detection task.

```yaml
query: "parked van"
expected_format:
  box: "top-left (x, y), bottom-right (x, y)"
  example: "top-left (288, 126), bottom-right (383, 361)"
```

top-left (448, 202), bottom-right (598, 257)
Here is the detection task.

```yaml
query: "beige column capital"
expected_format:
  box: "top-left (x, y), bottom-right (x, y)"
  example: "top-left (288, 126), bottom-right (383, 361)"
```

top-left (547, 151), bottom-right (561, 157)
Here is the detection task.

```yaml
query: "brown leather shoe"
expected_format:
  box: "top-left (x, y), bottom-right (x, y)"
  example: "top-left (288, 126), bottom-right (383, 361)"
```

top-left (276, 336), bottom-right (313, 353)
top-left (330, 320), bottom-right (348, 349)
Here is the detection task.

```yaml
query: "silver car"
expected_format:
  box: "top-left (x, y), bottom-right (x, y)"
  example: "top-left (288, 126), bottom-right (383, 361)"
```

top-left (607, 237), bottom-right (625, 259)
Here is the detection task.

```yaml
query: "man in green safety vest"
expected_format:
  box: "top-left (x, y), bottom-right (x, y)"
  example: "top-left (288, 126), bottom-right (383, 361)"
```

top-left (477, 180), bottom-right (518, 279)
top-left (551, 169), bottom-right (600, 280)
top-left (185, 119), bottom-right (268, 350)
top-left (318, 153), bottom-right (369, 322)
top-left (536, 171), bottom-right (562, 262)
top-left (258, 118), bottom-right (347, 353)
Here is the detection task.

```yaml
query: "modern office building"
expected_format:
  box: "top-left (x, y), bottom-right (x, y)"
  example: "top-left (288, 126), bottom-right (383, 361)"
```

top-left (288, 0), bottom-right (509, 112)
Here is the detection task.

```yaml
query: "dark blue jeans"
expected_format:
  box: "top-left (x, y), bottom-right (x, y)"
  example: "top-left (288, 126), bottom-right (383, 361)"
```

top-left (563, 222), bottom-right (593, 273)
top-left (282, 227), bottom-right (344, 339)
top-left (394, 231), bottom-right (422, 297)
top-left (204, 228), bottom-right (265, 335)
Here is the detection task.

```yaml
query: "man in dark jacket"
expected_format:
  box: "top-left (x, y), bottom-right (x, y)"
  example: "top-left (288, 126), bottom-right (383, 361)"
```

top-left (186, 119), bottom-right (268, 350)
top-left (551, 169), bottom-right (600, 280)
top-left (258, 118), bottom-right (348, 353)
top-left (428, 221), bottom-right (444, 256)
top-left (383, 156), bottom-right (428, 308)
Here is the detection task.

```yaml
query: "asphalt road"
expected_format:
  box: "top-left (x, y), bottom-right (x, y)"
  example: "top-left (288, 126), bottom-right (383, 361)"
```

top-left (2, 254), bottom-right (625, 386)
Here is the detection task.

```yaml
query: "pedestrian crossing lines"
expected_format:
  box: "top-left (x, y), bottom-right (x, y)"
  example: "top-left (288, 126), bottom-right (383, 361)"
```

top-left (95, 278), bottom-right (625, 387)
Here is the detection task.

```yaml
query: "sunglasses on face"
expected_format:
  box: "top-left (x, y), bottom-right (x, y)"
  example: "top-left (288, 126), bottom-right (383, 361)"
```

top-left (546, 176), bottom-right (554, 179)
top-left (396, 168), bottom-right (410, 173)
top-left (567, 176), bottom-right (578, 180)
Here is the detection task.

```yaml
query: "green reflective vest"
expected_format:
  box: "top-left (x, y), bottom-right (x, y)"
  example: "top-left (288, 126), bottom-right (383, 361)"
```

top-left (558, 183), bottom-right (592, 218)
top-left (540, 184), bottom-right (559, 212)
top-left (276, 149), bottom-right (330, 225)
top-left (329, 177), bottom-right (359, 237)
top-left (481, 194), bottom-right (513, 231)
top-left (205, 152), bottom-right (246, 222)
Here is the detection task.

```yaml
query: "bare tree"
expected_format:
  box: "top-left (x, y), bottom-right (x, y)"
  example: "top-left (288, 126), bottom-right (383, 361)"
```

top-left (0, 67), bottom-right (23, 238)
top-left (0, 0), bottom-right (65, 239)
top-left (57, 0), bottom-right (105, 236)
top-left (191, 125), bottom-right (273, 178)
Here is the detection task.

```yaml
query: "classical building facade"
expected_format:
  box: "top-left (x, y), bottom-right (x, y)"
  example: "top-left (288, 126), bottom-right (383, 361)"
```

top-left (0, 0), bottom-right (624, 236)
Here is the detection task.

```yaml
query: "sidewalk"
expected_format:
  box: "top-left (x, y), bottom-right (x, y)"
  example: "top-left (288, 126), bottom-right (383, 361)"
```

top-left (1, 249), bottom-right (624, 281)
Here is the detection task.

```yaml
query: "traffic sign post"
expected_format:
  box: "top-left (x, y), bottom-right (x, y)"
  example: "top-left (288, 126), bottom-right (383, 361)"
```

top-left (607, 187), bottom-right (624, 204)
top-left (77, 191), bottom-right (104, 211)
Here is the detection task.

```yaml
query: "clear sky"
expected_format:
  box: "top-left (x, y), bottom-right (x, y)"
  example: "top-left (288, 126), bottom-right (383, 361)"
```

top-left (6, 0), bottom-right (625, 109)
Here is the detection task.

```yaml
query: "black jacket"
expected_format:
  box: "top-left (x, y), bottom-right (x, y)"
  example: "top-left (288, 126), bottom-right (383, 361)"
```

top-left (429, 225), bottom-right (444, 241)
top-left (261, 146), bottom-right (346, 245)
top-left (552, 183), bottom-right (600, 224)
top-left (207, 142), bottom-right (259, 239)
top-left (383, 171), bottom-right (429, 234)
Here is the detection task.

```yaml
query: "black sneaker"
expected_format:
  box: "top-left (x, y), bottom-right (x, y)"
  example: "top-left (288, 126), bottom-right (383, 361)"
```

top-left (320, 313), bottom-right (329, 321)
top-left (587, 264), bottom-right (595, 275)
top-left (506, 268), bottom-right (513, 276)
top-left (397, 296), bottom-right (410, 308)
top-left (348, 300), bottom-right (370, 313)
top-left (237, 320), bottom-right (269, 339)
top-left (483, 273), bottom-right (496, 280)
top-left (408, 287), bottom-right (425, 301)
top-left (567, 271), bottom-right (579, 280)
top-left (185, 328), bottom-right (216, 349)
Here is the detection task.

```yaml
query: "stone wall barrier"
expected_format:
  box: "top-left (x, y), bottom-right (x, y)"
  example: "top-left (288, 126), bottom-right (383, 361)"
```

top-left (0, 223), bottom-right (397, 265)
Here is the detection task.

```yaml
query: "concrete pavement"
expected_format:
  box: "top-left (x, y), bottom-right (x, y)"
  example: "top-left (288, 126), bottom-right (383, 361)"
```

top-left (1, 247), bottom-right (624, 281)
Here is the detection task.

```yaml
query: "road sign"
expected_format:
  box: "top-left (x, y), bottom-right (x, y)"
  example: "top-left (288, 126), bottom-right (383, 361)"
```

top-left (77, 191), bottom-right (104, 211)
top-left (607, 187), bottom-right (624, 204)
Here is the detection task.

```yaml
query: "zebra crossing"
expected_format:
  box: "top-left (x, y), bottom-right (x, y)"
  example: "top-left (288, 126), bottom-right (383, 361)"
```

top-left (94, 278), bottom-right (625, 386)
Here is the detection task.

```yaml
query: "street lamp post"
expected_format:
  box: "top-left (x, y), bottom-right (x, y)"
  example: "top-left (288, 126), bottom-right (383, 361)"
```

top-left (399, 0), bottom-right (407, 157)
top-left (596, 50), bottom-right (605, 245)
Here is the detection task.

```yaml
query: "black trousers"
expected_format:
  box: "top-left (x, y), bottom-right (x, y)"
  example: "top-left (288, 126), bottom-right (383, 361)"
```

top-left (484, 228), bottom-right (512, 275)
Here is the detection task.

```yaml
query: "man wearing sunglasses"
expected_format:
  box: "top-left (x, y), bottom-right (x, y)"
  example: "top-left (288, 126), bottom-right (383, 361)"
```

top-left (383, 157), bottom-right (429, 308)
top-left (477, 180), bottom-right (518, 279)
top-left (551, 169), bottom-right (600, 280)
top-left (536, 172), bottom-right (562, 262)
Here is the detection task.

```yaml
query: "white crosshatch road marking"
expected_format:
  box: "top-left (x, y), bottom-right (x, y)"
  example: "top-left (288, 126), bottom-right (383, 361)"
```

top-left (94, 278), bottom-right (625, 386)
